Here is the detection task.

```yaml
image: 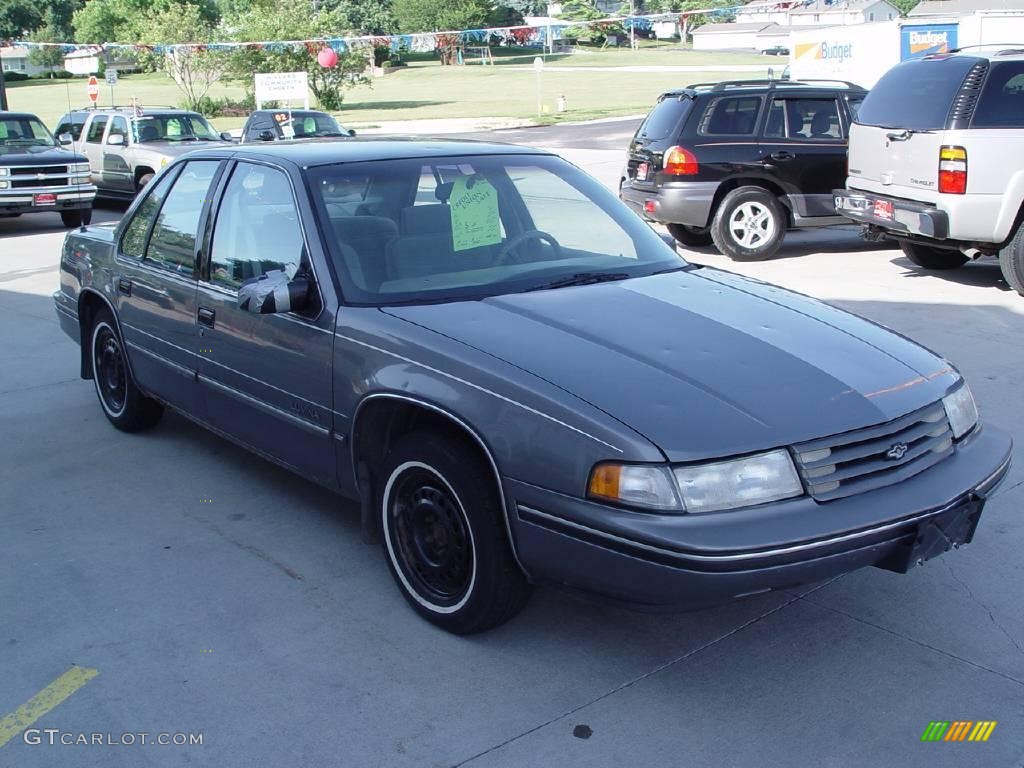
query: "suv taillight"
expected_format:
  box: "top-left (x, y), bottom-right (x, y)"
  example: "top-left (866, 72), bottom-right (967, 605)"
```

top-left (663, 146), bottom-right (698, 176)
top-left (938, 146), bottom-right (967, 194)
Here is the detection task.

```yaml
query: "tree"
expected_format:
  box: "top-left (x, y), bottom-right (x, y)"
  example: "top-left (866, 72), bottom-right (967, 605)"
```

top-left (138, 4), bottom-right (227, 111)
top-left (0, 0), bottom-right (42, 39)
top-left (225, 2), bottom-right (369, 111)
top-left (72, 0), bottom-right (218, 43)
top-left (392, 0), bottom-right (493, 33)
top-left (28, 2), bottom-right (84, 71)
top-left (889, 0), bottom-right (920, 16)
top-left (323, 0), bottom-right (399, 35)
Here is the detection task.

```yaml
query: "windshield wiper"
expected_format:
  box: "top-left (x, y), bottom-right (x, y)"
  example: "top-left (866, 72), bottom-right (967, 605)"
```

top-left (526, 272), bottom-right (632, 292)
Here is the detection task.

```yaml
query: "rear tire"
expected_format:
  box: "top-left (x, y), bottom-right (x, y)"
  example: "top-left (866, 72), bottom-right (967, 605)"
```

top-left (90, 309), bottom-right (163, 432)
top-left (379, 432), bottom-right (530, 634)
top-left (711, 186), bottom-right (786, 261)
top-left (900, 241), bottom-right (968, 270)
top-left (1000, 223), bottom-right (1024, 296)
top-left (667, 223), bottom-right (714, 248)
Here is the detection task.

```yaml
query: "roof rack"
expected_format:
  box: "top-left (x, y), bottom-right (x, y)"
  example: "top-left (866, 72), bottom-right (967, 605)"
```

top-left (683, 78), bottom-right (860, 92)
top-left (949, 43), bottom-right (1024, 54)
top-left (69, 105), bottom-right (181, 112)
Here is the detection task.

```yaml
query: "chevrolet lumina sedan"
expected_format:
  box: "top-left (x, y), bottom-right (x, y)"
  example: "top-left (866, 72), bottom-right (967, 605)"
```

top-left (54, 140), bottom-right (1012, 634)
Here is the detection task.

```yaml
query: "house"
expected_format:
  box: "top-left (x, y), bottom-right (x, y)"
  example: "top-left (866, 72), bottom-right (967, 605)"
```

top-left (788, 0), bottom-right (899, 26)
top-left (63, 49), bottom-right (102, 76)
top-left (1, 46), bottom-right (55, 77)
top-left (691, 22), bottom-right (778, 50)
top-left (735, 1), bottom-right (796, 25)
top-left (909, 0), bottom-right (1024, 15)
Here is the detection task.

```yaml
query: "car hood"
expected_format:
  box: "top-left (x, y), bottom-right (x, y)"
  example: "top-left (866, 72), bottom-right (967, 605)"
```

top-left (0, 145), bottom-right (86, 164)
top-left (382, 268), bottom-right (959, 462)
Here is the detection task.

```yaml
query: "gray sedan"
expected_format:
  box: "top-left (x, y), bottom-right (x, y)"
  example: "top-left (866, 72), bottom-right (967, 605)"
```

top-left (54, 140), bottom-right (1012, 634)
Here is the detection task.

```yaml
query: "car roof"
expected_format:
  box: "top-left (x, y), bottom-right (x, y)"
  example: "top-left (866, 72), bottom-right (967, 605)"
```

top-left (251, 109), bottom-right (330, 116)
top-left (659, 79), bottom-right (866, 101)
top-left (182, 137), bottom-right (553, 166)
top-left (62, 106), bottom-right (198, 116)
top-left (941, 47), bottom-right (1024, 61)
top-left (0, 112), bottom-right (44, 120)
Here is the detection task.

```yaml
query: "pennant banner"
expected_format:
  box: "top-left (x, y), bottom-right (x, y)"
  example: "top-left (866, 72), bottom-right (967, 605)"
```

top-left (2, 3), bottom-right (811, 55)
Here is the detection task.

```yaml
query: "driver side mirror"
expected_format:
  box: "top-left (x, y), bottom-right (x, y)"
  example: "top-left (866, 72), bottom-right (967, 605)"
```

top-left (107, 134), bottom-right (126, 146)
top-left (238, 272), bottom-right (311, 314)
top-left (347, 128), bottom-right (356, 137)
top-left (220, 131), bottom-right (235, 142)
top-left (58, 133), bottom-right (74, 146)
top-left (258, 130), bottom-right (276, 142)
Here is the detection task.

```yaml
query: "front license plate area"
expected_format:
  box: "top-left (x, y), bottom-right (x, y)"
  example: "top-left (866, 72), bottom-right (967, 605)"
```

top-left (34, 193), bottom-right (57, 206)
top-left (876, 497), bottom-right (984, 574)
top-left (873, 199), bottom-right (894, 221)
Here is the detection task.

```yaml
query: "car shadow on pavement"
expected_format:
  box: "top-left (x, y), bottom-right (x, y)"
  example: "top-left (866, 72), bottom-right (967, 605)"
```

top-left (891, 255), bottom-right (1011, 291)
top-left (0, 200), bottom-right (127, 241)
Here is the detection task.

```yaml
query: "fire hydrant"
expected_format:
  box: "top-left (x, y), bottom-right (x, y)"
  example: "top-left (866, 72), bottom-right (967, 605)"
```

top-left (556, 93), bottom-right (567, 113)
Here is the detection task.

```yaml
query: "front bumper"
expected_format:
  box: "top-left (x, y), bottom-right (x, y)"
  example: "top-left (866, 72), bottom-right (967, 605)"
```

top-left (0, 186), bottom-right (96, 215)
top-left (507, 424), bottom-right (1012, 610)
top-left (834, 188), bottom-right (948, 240)
top-left (620, 180), bottom-right (719, 228)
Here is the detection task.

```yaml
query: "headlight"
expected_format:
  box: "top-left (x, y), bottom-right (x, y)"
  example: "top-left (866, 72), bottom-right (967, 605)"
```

top-left (943, 383), bottom-right (978, 439)
top-left (673, 449), bottom-right (803, 514)
top-left (588, 463), bottom-right (680, 511)
top-left (0, 167), bottom-right (8, 177)
top-left (70, 162), bottom-right (91, 173)
top-left (0, 180), bottom-right (8, 190)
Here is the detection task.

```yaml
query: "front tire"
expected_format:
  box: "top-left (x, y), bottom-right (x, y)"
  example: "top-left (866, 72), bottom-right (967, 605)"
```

top-left (999, 223), bottom-right (1024, 296)
top-left (61, 209), bottom-right (88, 228)
top-left (379, 432), bottom-right (530, 634)
top-left (135, 172), bottom-right (155, 194)
top-left (667, 223), bottom-right (714, 248)
top-left (900, 241), bottom-right (968, 270)
top-left (711, 186), bottom-right (786, 261)
top-left (90, 310), bottom-right (163, 432)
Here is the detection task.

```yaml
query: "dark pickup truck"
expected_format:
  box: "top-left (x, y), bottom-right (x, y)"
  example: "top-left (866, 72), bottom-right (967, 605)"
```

top-left (0, 111), bottom-right (95, 227)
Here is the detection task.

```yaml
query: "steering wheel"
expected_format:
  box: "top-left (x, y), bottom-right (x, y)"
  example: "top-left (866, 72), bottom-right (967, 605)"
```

top-left (496, 229), bottom-right (563, 266)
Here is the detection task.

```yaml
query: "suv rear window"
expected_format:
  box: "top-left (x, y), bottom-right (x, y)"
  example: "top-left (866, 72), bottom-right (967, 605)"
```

top-left (699, 96), bottom-right (762, 136)
top-left (637, 96), bottom-right (693, 141)
top-left (972, 61), bottom-right (1024, 128)
top-left (856, 57), bottom-right (980, 131)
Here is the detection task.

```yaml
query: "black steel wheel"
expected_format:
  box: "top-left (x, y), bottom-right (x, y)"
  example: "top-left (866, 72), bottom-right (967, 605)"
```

top-left (379, 432), bottom-right (531, 634)
top-left (89, 309), bottom-right (163, 432)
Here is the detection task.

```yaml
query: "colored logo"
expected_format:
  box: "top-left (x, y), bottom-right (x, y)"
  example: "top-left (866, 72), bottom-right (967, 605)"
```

top-left (901, 24), bottom-right (959, 61)
top-left (794, 41), bottom-right (853, 63)
top-left (886, 442), bottom-right (909, 461)
top-left (921, 721), bottom-right (997, 742)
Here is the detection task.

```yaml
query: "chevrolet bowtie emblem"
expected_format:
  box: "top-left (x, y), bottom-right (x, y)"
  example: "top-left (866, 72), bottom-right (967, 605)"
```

top-left (886, 442), bottom-right (909, 461)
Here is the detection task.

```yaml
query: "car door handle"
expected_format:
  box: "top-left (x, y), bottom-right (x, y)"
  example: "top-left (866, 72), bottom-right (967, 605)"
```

top-left (117, 277), bottom-right (132, 296)
top-left (197, 307), bottom-right (216, 328)
top-left (770, 151), bottom-right (795, 161)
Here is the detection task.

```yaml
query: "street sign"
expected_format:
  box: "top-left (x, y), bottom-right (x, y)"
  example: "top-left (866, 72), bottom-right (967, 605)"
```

top-left (87, 76), bottom-right (99, 104)
top-left (106, 70), bottom-right (118, 86)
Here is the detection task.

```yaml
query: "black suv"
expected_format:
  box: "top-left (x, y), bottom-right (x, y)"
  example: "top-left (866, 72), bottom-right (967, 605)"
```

top-left (240, 109), bottom-right (355, 143)
top-left (620, 80), bottom-right (866, 260)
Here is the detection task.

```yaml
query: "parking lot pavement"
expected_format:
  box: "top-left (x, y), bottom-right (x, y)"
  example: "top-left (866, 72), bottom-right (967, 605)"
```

top-left (2, 189), bottom-right (1024, 768)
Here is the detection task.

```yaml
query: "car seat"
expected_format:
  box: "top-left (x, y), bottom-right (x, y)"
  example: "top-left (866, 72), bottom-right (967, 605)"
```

top-left (139, 124), bottom-right (160, 142)
top-left (329, 215), bottom-right (399, 291)
top-left (810, 110), bottom-right (837, 139)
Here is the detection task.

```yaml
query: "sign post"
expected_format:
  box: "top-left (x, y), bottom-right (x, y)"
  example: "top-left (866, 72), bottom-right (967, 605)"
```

top-left (533, 56), bottom-right (544, 116)
top-left (87, 75), bottom-right (100, 107)
top-left (106, 69), bottom-right (118, 106)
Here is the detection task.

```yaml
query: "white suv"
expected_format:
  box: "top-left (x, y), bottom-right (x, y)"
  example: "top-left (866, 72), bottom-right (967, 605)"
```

top-left (835, 49), bottom-right (1024, 295)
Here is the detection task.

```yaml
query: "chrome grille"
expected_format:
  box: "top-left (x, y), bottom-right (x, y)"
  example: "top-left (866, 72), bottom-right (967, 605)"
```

top-left (793, 402), bottom-right (954, 502)
top-left (9, 165), bottom-right (72, 189)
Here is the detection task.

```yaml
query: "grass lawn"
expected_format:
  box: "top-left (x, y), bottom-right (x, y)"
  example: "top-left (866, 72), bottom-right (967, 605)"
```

top-left (5, 48), bottom-right (775, 130)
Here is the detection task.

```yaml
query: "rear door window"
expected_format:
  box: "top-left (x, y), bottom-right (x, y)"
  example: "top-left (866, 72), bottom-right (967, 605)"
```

top-left (699, 96), bottom-right (762, 136)
top-left (636, 97), bottom-right (693, 141)
top-left (972, 62), bottom-right (1024, 128)
top-left (856, 57), bottom-right (980, 130)
top-left (764, 98), bottom-right (842, 139)
top-left (144, 160), bottom-right (220, 275)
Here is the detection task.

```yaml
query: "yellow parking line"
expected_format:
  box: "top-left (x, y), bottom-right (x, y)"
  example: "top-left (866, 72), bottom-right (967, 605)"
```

top-left (0, 667), bottom-right (98, 748)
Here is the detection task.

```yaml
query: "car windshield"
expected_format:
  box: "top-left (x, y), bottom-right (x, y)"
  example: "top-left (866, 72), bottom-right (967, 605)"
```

top-left (132, 113), bottom-right (220, 143)
top-left (275, 111), bottom-right (348, 138)
top-left (0, 116), bottom-right (56, 152)
top-left (309, 153), bottom-right (687, 305)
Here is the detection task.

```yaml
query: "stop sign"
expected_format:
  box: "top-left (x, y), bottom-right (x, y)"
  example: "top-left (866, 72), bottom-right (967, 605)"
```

top-left (87, 75), bottom-right (99, 104)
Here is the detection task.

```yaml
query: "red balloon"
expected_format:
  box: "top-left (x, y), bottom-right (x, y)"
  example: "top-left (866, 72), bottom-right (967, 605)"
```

top-left (317, 47), bottom-right (338, 68)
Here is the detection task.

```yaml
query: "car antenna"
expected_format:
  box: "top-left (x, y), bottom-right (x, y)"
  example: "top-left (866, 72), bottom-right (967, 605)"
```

top-left (63, 76), bottom-right (88, 232)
